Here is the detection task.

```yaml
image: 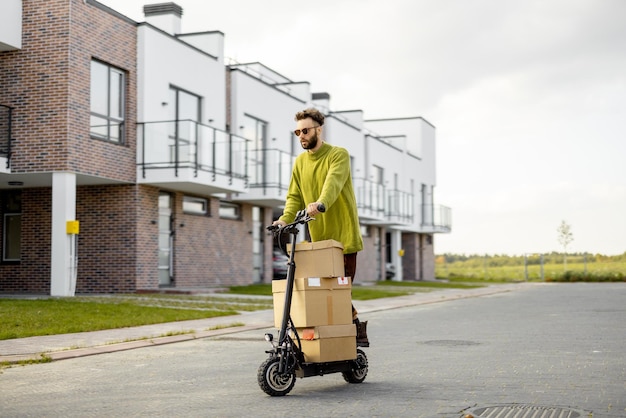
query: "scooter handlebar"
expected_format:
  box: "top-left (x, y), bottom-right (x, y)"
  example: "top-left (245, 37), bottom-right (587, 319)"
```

top-left (317, 203), bottom-right (326, 213)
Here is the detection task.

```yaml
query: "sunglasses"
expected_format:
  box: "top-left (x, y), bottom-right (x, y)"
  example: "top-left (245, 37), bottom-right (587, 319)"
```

top-left (294, 126), bottom-right (319, 136)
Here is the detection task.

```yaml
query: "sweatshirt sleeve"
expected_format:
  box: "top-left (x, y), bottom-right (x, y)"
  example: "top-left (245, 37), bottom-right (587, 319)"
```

top-left (279, 158), bottom-right (304, 224)
top-left (317, 147), bottom-right (350, 209)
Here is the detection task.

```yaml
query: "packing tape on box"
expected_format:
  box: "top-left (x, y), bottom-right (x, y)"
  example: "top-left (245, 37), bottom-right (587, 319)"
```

top-left (327, 294), bottom-right (333, 325)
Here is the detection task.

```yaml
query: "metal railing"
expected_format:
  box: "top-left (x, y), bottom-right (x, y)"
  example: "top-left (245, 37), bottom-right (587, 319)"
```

top-left (0, 104), bottom-right (12, 168)
top-left (353, 177), bottom-right (386, 218)
top-left (138, 120), bottom-right (249, 183)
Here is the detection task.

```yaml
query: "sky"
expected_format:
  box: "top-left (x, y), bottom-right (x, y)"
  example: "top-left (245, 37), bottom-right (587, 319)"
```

top-left (99, 0), bottom-right (626, 256)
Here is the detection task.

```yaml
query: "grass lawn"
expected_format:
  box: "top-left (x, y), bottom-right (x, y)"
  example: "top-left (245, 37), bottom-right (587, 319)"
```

top-left (0, 294), bottom-right (268, 340)
top-left (1, 280), bottom-right (488, 340)
top-left (228, 279), bottom-right (487, 299)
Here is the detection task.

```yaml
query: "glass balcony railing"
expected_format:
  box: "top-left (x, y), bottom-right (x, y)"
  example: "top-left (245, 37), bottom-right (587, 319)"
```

top-left (422, 204), bottom-right (452, 231)
top-left (386, 189), bottom-right (414, 224)
top-left (353, 177), bottom-right (386, 219)
top-left (138, 120), bottom-right (248, 182)
top-left (247, 148), bottom-right (294, 195)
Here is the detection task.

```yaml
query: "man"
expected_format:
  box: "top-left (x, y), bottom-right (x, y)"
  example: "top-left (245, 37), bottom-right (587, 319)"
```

top-left (273, 107), bottom-right (369, 347)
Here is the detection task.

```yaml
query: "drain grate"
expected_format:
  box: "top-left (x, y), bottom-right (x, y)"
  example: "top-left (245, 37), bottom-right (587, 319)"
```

top-left (467, 404), bottom-right (584, 418)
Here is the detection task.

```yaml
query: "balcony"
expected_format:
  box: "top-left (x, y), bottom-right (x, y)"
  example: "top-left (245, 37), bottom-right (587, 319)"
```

top-left (385, 189), bottom-right (414, 225)
top-left (231, 148), bottom-right (294, 206)
top-left (421, 204), bottom-right (452, 233)
top-left (0, 104), bottom-right (12, 171)
top-left (138, 120), bottom-right (249, 195)
top-left (354, 177), bottom-right (386, 223)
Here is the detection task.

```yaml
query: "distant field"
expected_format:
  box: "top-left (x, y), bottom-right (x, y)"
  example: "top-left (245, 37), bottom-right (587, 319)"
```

top-left (436, 257), bottom-right (625, 282)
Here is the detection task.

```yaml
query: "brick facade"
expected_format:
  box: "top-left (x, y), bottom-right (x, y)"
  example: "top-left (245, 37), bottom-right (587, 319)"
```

top-left (358, 226), bottom-right (384, 283)
top-left (0, 188), bottom-right (52, 294)
top-left (401, 232), bottom-right (436, 280)
top-left (0, 0), bottom-right (143, 294)
top-left (170, 194), bottom-right (255, 288)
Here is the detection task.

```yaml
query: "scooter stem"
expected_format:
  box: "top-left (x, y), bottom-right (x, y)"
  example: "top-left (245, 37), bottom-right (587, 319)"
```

top-left (277, 228), bottom-right (298, 347)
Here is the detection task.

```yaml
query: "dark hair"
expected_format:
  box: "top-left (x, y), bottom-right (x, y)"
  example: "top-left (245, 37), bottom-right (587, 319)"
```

top-left (295, 108), bottom-right (325, 126)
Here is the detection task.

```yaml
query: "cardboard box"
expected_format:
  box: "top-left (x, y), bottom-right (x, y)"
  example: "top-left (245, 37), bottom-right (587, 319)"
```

top-left (272, 277), bottom-right (352, 328)
top-left (294, 324), bottom-right (357, 363)
top-left (288, 240), bottom-right (345, 279)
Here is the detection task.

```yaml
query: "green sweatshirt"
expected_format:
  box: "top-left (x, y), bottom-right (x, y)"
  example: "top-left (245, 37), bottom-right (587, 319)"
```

top-left (280, 142), bottom-right (363, 254)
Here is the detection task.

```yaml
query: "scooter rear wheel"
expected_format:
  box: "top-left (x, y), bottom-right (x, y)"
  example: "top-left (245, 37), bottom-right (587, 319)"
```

top-left (257, 357), bottom-right (296, 396)
top-left (342, 349), bottom-right (368, 383)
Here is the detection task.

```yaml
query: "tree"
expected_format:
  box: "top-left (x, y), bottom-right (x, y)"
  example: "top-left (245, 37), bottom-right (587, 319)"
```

top-left (557, 220), bottom-right (574, 270)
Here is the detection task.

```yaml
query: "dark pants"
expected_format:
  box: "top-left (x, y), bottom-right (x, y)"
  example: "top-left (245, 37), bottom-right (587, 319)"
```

top-left (344, 253), bottom-right (359, 319)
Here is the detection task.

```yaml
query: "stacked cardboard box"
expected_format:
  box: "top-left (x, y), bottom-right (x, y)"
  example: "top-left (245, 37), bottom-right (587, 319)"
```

top-left (288, 240), bottom-right (345, 279)
top-left (272, 276), bottom-right (352, 327)
top-left (273, 239), bottom-right (357, 363)
top-left (292, 324), bottom-right (357, 362)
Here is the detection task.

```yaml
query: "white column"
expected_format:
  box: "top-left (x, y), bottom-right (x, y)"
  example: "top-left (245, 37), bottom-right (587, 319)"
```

top-left (50, 172), bottom-right (77, 296)
top-left (391, 229), bottom-right (403, 282)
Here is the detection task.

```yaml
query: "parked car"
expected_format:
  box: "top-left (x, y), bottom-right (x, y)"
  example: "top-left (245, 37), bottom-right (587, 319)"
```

top-left (273, 249), bottom-right (289, 279)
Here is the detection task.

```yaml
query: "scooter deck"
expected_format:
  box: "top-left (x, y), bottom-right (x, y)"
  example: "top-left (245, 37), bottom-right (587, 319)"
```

top-left (295, 358), bottom-right (357, 378)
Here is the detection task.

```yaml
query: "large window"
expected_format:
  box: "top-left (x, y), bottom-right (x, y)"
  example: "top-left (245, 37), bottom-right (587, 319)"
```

top-left (168, 86), bottom-right (201, 164)
top-left (3, 190), bottom-right (21, 262)
top-left (240, 114), bottom-right (267, 186)
top-left (90, 60), bottom-right (125, 143)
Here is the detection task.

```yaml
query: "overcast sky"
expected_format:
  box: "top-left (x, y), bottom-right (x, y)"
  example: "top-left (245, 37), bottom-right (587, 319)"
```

top-left (100, 0), bottom-right (626, 256)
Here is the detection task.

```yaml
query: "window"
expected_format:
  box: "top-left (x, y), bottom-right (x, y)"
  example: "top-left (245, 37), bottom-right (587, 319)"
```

top-left (183, 196), bottom-right (209, 215)
top-left (168, 86), bottom-right (201, 164)
top-left (241, 114), bottom-right (267, 186)
top-left (3, 191), bottom-right (21, 262)
top-left (219, 201), bottom-right (241, 220)
top-left (372, 165), bottom-right (384, 185)
top-left (90, 60), bottom-right (125, 143)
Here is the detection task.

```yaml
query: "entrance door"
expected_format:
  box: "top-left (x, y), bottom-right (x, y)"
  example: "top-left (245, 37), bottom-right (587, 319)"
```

top-left (158, 192), bottom-right (173, 286)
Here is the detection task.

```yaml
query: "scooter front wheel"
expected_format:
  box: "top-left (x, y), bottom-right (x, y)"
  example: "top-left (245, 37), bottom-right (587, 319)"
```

top-left (257, 357), bottom-right (296, 396)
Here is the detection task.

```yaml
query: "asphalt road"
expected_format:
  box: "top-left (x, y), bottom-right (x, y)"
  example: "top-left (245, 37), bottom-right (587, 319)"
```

top-left (1, 283), bottom-right (624, 417)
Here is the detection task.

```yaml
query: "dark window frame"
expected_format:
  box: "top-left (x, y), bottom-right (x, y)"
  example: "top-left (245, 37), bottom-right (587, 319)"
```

top-left (90, 59), bottom-right (126, 144)
top-left (182, 196), bottom-right (210, 216)
top-left (219, 201), bottom-right (241, 220)
top-left (2, 190), bottom-right (21, 262)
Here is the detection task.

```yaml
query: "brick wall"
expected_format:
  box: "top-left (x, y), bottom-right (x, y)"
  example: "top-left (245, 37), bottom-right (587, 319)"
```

top-left (171, 195), bottom-right (255, 288)
top-left (402, 232), bottom-right (436, 280)
top-left (0, 188), bottom-right (52, 294)
top-left (68, 0), bottom-right (137, 181)
top-left (422, 234), bottom-right (435, 280)
top-left (0, 0), bottom-right (141, 294)
top-left (135, 185), bottom-right (159, 290)
top-left (359, 226), bottom-right (382, 283)
top-left (0, 0), bottom-right (137, 181)
top-left (402, 233), bottom-right (419, 280)
top-left (75, 185), bottom-right (139, 293)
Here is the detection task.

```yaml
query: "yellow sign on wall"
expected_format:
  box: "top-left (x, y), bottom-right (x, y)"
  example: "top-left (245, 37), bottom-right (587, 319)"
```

top-left (66, 220), bottom-right (80, 234)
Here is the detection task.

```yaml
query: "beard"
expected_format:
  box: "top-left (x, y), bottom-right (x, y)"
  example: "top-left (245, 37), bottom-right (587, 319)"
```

top-left (301, 130), bottom-right (319, 150)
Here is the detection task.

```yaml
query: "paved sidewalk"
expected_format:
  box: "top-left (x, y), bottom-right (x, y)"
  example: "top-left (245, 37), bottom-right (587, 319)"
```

top-left (0, 282), bottom-right (535, 364)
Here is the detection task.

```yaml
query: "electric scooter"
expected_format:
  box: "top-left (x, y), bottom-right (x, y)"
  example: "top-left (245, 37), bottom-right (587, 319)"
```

top-left (257, 205), bottom-right (368, 396)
